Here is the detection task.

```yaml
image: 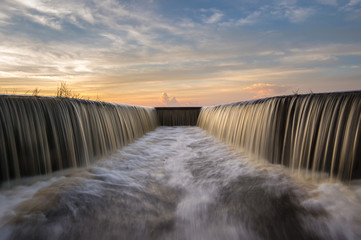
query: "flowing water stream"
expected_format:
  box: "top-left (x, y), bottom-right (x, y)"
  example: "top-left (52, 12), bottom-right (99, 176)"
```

top-left (1, 127), bottom-right (360, 240)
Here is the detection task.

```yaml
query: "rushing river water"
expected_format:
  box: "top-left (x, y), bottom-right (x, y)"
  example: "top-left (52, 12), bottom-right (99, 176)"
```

top-left (1, 127), bottom-right (361, 240)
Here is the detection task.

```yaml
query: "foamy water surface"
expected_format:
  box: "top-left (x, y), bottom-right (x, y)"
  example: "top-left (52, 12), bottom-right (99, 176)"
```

top-left (0, 127), bottom-right (360, 240)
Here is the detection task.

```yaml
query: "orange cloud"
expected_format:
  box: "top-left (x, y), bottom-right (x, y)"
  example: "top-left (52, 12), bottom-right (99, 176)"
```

top-left (242, 83), bottom-right (288, 99)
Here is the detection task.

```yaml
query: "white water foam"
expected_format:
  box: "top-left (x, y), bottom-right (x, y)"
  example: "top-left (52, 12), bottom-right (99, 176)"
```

top-left (0, 127), bottom-right (360, 240)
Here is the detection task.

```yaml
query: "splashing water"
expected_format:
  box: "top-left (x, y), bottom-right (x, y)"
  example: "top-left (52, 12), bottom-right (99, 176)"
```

top-left (1, 127), bottom-right (361, 240)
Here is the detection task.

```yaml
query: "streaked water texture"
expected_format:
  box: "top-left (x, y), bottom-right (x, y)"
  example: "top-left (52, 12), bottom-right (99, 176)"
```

top-left (198, 92), bottom-right (361, 180)
top-left (1, 127), bottom-right (360, 240)
top-left (0, 96), bottom-right (157, 183)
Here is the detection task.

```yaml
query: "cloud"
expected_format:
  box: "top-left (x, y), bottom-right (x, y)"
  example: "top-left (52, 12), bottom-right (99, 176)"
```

top-left (279, 53), bottom-right (339, 66)
top-left (242, 83), bottom-right (289, 99)
top-left (0, 11), bottom-right (9, 20)
top-left (316, 0), bottom-right (338, 6)
top-left (347, 0), bottom-right (361, 6)
top-left (0, 0), bottom-right (99, 33)
top-left (205, 12), bottom-right (223, 24)
top-left (25, 13), bottom-right (62, 30)
top-left (236, 11), bottom-right (261, 26)
top-left (201, 9), bottom-right (224, 24)
top-left (284, 7), bottom-right (315, 23)
top-left (160, 92), bottom-right (180, 106)
top-left (223, 4), bottom-right (314, 27)
top-left (340, 0), bottom-right (361, 20)
top-left (341, 65), bottom-right (361, 69)
top-left (267, 1), bottom-right (315, 23)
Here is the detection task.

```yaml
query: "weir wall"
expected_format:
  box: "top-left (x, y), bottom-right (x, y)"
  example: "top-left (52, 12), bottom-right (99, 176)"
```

top-left (198, 92), bottom-right (361, 180)
top-left (1, 92), bottom-right (361, 183)
top-left (0, 96), bottom-right (157, 183)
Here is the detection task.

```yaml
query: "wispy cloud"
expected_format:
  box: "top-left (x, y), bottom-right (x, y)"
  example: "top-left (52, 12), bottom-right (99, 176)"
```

top-left (340, 0), bottom-right (361, 20)
top-left (221, 3), bottom-right (315, 27)
top-left (284, 7), bottom-right (315, 23)
top-left (25, 13), bottom-right (62, 30)
top-left (242, 83), bottom-right (289, 99)
top-left (236, 11), bottom-right (261, 26)
top-left (347, 0), bottom-right (361, 6)
top-left (0, 11), bottom-right (10, 24)
top-left (341, 65), bottom-right (361, 69)
top-left (267, 2), bottom-right (315, 23)
top-left (316, 0), bottom-right (338, 6)
top-left (201, 9), bottom-right (224, 24)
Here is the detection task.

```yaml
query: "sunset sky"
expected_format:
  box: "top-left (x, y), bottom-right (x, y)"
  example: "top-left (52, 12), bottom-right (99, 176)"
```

top-left (0, 0), bottom-right (360, 106)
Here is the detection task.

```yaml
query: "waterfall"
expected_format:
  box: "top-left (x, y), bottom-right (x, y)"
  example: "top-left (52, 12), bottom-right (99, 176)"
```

top-left (198, 91), bottom-right (361, 181)
top-left (2, 92), bottom-right (360, 183)
top-left (0, 95), bottom-right (157, 184)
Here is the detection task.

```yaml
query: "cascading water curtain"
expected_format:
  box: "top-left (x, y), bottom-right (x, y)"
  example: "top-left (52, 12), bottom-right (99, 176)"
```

top-left (0, 96), bottom-right (158, 184)
top-left (198, 92), bottom-right (361, 181)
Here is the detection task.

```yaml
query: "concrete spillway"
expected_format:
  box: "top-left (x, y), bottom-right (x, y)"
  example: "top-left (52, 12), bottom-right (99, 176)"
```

top-left (1, 92), bottom-right (361, 183)
top-left (198, 92), bottom-right (361, 181)
top-left (0, 96), bottom-right (157, 183)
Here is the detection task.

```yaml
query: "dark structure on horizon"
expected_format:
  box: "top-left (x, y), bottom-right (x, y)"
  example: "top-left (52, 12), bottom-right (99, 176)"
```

top-left (155, 107), bottom-right (201, 126)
